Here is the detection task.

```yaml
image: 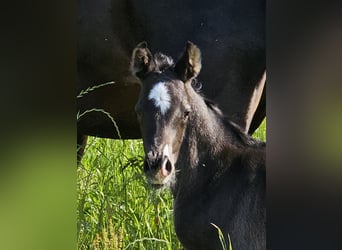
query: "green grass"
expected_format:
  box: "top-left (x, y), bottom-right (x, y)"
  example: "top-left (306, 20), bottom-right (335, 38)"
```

top-left (77, 120), bottom-right (266, 249)
top-left (211, 223), bottom-right (233, 250)
top-left (77, 138), bottom-right (181, 249)
top-left (252, 118), bottom-right (266, 141)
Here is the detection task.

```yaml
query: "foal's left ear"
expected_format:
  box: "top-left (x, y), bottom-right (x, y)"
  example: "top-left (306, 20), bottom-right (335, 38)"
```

top-left (130, 42), bottom-right (155, 78)
top-left (175, 41), bottom-right (202, 82)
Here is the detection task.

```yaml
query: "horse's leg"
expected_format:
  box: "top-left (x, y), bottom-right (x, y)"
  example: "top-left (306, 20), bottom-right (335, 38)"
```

top-left (77, 134), bottom-right (88, 164)
top-left (245, 70), bottom-right (266, 134)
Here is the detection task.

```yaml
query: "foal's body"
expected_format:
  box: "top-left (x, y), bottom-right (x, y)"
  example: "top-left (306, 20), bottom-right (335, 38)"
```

top-left (173, 85), bottom-right (265, 250)
top-left (131, 42), bottom-right (265, 250)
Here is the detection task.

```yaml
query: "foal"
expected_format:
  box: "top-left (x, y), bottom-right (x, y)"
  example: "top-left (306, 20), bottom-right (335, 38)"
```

top-left (131, 41), bottom-right (265, 250)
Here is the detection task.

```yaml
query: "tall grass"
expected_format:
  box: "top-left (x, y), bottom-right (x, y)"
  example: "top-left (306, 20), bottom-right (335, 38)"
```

top-left (77, 120), bottom-right (266, 249)
top-left (77, 138), bottom-right (182, 249)
top-left (211, 223), bottom-right (233, 250)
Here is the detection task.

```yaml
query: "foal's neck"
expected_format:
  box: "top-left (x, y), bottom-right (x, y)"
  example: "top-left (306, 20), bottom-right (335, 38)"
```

top-left (173, 87), bottom-right (240, 196)
top-left (187, 86), bottom-right (237, 159)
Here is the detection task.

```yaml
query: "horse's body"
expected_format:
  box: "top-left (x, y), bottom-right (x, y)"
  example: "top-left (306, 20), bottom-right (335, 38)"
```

top-left (131, 42), bottom-right (265, 249)
top-left (77, 0), bottom-right (265, 157)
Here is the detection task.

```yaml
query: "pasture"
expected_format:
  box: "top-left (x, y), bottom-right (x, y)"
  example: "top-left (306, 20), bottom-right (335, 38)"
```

top-left (77, 120), bottom-right (266, 249)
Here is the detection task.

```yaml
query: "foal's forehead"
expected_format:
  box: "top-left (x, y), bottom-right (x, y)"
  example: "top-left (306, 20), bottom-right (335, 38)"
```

top-left (148, 81), bottom-right (172, 115)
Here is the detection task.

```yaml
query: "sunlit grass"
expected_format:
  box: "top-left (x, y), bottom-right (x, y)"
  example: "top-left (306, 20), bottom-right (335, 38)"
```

top-left (253, 118), bottom-right (266, 141)
top-left (77, 138), bottom-right (181, 249)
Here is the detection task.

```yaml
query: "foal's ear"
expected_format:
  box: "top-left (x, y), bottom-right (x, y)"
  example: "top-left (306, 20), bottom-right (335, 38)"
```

top-left (130, 42), bottom-right (155, 78)
top-left (175, 41), bottom-right (202, 82)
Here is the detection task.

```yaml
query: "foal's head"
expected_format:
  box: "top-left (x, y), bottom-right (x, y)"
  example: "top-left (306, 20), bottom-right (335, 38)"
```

top-left (130, 41), bottom-right (202, 188)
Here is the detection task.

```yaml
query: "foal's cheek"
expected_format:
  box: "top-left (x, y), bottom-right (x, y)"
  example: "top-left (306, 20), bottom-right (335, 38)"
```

top-left (171, 126), bottom-right (186, 152)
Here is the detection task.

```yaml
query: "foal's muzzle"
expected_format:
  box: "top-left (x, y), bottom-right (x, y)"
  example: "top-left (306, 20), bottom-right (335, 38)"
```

top-left (144, 151), bottom-right (174, 187)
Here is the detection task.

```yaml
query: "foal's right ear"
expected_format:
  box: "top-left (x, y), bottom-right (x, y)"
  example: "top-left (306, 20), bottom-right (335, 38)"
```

top-left (130, 42), bottom-right (155, 78)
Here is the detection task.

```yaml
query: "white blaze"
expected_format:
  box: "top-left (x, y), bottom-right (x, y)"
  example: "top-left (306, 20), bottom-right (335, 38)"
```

top-left (148, 82), bottom-right (171, 115)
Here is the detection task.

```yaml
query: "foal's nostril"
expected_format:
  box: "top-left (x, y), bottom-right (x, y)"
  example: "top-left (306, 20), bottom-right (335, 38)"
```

top-left (165, 159), bottom-right (172, 173)
top-left (161, 157), bottom-right (173, 177)
top-left (144, 154), bottom-right (173, 178)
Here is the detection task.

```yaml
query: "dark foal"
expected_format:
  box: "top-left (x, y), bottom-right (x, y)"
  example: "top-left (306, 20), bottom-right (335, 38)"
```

top-left (131, 42), bottom-right (265, 250)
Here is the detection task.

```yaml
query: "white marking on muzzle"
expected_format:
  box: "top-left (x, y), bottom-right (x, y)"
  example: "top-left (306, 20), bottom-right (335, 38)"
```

top-left (148, 82), bottom-right (171, 115)
top-left (162, 144), bottom-right (170, 157)
top-left (160, 144), bottom-right (173, 179)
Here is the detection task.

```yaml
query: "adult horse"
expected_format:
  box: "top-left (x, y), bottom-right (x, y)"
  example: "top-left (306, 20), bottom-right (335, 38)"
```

top-left (77, 0), bottom-right (265, 159)
top-left (131, 41), bottom-right (265, 250)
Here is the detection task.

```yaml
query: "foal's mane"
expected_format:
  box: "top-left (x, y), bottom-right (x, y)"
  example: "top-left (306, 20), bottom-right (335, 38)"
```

top-left (153, 52), bottom-right (174, 72)
top-left (153, 52), bottom-right (203, 91)
top-left (204, 96), bottom-right (265, 149)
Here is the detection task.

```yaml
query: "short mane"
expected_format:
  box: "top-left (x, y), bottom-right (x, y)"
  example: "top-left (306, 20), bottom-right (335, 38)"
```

top-left (203, 93), bottom-right (265, 148)
top-left (153, 52), bottom-right (174, 72)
